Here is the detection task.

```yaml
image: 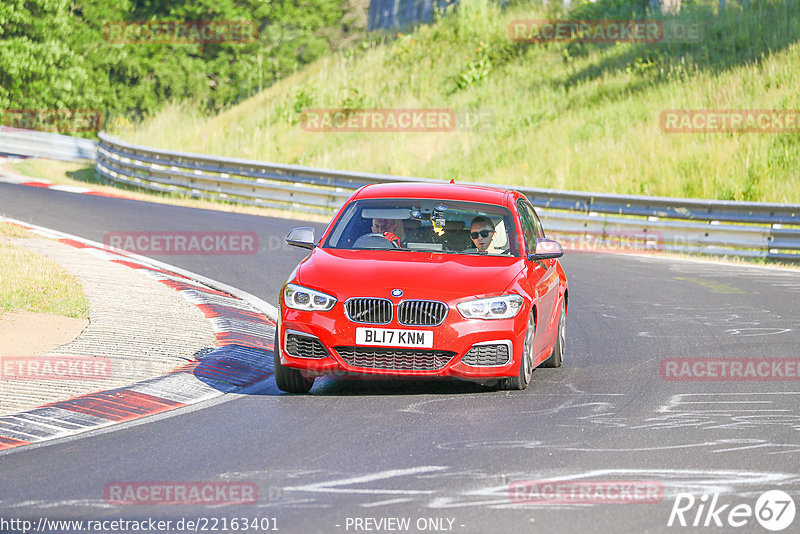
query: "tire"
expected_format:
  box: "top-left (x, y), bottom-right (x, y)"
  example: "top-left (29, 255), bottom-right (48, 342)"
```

top-left (500, 309), bottom-right (536, 391)
top-left (273, 330), bottom-right (315, 393)
top-left (541, 299), bottom-right (565, 368)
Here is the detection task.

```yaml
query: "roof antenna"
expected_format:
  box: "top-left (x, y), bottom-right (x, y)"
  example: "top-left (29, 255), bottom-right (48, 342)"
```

top-left (449, 178), bottom-right (455, 184)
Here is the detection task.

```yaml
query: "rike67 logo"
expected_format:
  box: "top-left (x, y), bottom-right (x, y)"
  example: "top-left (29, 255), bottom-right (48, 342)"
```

top-left (668, 490), bottom-right (796, 531)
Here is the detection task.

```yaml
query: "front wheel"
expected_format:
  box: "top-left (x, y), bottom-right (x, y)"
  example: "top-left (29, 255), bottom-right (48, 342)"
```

top-left (273, 331), bottom-right (315, 393)
top-left (541, 299), bottom-right (565, 368)
top-left (500, 310), bottom-right (536, 390)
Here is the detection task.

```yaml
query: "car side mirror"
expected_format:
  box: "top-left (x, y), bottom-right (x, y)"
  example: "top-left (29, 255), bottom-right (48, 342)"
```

top-left (286, 227), bottom-right (316, 250)
top-left (527, 238), bottom-right (564, 261)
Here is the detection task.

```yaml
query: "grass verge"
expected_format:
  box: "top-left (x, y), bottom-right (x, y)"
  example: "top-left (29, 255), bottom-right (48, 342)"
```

top-left (0, 223), bottom-right (90, 319)
top-left (117, 0), bottom-right (800, 203)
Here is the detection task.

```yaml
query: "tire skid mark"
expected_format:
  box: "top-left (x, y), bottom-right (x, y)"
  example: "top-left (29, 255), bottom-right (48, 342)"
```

top-left (215, 466), bottom-right (800, 511)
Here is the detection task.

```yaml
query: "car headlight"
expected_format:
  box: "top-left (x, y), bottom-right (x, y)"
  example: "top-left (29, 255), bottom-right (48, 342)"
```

top-left (283, 283), bottom-right (337, 311)
top-left (457, 294), bottom-right (524, 319)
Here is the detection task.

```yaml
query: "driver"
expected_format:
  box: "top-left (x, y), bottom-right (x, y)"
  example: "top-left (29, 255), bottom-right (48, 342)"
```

top-left (468, 216), bottom-right (495, 253)
top-left (371, 218), bottom-right (405, 247)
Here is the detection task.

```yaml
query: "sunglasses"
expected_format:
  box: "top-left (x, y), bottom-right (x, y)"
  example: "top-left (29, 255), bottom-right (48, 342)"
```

top-left (470, 229), bottom-right (493, 239)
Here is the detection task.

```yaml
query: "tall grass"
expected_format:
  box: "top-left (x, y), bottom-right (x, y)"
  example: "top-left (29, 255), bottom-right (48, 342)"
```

top-left (0, 228), bottom-right (90, 318)
top-left (118, 0), bottom-right (800, 202)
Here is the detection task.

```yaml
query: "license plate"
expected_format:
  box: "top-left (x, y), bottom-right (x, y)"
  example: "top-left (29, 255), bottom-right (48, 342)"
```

top-left (355, 327), bottom-right (433, 348)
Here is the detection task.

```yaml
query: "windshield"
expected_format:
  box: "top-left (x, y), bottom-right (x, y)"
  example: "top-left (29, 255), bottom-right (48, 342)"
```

top-left (323, 198), bottom-right (520, 257)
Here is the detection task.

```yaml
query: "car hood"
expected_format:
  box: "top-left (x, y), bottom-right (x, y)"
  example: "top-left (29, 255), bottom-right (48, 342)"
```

top-left (294, 248), bottom-right (523, 299)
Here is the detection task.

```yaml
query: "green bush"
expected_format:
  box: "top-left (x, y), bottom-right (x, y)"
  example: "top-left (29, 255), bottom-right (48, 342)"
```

top-left (0, 0), bottom-right (360, 136)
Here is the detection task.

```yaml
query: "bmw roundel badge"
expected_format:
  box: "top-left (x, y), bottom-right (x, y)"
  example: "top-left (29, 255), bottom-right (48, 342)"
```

top-left (391, 289), bottom-right (403, 297)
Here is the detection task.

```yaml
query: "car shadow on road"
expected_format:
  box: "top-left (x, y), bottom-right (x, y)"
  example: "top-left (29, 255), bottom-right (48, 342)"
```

top-left (308, 376), bottom-right (498, 396)
top-left (186, 343), bottom-right (512, 397)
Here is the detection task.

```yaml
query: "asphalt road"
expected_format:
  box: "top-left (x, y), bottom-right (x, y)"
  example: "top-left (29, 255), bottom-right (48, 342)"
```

top-left (2, 182), bottom-right (800, 534)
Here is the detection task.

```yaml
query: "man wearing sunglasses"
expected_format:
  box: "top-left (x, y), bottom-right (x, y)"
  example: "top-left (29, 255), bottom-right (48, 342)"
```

top-left (468, 216), bottom-right (495, 253)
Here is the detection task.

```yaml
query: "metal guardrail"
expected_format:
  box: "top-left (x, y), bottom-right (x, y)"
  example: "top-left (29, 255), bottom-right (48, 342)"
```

top-left (2, 129), bottom-right (788, 261)
top-left (0, 128), bottom-right (97, 161)
top-left (94, 132), bottom-right (800, 261)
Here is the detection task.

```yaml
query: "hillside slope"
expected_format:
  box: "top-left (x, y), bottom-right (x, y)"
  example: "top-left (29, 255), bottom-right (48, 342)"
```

top-left (119, 0), bottom-right (800, 202)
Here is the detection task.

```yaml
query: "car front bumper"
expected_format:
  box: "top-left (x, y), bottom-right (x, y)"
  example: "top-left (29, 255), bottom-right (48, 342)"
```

top-left (278, 307), bottom-right (527, 381)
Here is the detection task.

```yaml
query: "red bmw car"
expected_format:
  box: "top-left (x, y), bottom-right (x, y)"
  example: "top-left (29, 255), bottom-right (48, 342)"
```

top-left (275, 182), bottom-right (568, 393)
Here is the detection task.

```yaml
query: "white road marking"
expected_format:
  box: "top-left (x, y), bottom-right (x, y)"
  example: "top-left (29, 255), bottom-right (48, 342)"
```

top-left (284, 466), bottom-right (448, 495)
top-left (361, 498), bottom-right (415, 507)
top-left (49, 185), bottom-right (91, 193)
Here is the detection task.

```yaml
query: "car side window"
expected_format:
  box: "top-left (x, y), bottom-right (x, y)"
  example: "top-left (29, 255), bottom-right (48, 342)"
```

top-left (531, 206), bottom-right (546, 238)
top-left (516, 200), bottom-right (538, 255)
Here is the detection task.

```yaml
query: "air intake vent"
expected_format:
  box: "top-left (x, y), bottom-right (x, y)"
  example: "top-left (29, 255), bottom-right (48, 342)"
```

top-left (398, 300), bottom-right (448, 326)
top-left (285, 333), bottom-right (328, 359)
top-left (345, 298), bottom-right (393, 324)
top-left (335, 346), bottom-right (455, 371)
top-left (461, 344), bottom-right (510, 366)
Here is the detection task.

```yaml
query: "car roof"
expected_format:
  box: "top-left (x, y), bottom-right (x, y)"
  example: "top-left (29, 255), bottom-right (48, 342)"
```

top-left (352, 182), bottom-right (517, 205)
